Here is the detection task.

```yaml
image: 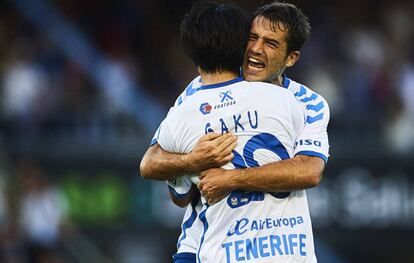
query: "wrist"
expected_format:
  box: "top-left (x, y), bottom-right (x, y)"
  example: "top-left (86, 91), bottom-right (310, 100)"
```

top-left (180, 152), bottom-right (199, 173)
top-left (224, 169), bottom-right (239, 191)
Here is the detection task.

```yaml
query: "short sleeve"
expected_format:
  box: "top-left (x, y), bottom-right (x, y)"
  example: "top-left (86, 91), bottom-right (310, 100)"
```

top-left (294, 97), bottom-right (330, 162)
top-left (167, 176), bottom-right (194, 199)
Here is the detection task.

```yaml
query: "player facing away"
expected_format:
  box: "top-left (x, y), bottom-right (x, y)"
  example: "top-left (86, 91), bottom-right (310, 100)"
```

top-left (152, 2), bottom-right (319, 262)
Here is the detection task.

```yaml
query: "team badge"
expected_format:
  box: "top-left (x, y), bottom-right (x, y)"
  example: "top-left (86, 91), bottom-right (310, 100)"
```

top-left (199, 102), bottom-right (212, 115)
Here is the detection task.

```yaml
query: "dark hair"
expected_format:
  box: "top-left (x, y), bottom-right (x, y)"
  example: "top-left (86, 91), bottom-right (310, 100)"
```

top-left (253, 1), bottom-right (311, 53)
top-left (180, 1), bottom-right (250, 74)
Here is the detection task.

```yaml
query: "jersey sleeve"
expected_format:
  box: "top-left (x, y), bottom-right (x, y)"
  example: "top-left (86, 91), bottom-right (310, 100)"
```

top-left (149, 107), bottom-right (175, 148)
top-left (150, 124), bottom-right (162, 146)
top-left (294, 95), bottom-right (330, 162)
top-left (286, 91), bottom-right (306, 143)
top-left (167, 176), bottom-right (194, 199)
top-left (173, 75), bottom-right (202, 107)
top-left (156, 110), bottom-right (196, 197)
top-left (150, 76), bottom-right (201, 146)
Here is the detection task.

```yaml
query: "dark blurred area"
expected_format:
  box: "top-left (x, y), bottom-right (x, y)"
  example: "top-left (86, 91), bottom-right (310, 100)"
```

top-left (0, 0), bottom-right (413, 262)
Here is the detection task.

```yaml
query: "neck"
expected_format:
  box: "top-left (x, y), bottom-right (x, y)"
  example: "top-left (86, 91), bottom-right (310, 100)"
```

top-left (198, 68), bottom-right (239, 85)
top-left (271, 74), bottom-right (284, 86)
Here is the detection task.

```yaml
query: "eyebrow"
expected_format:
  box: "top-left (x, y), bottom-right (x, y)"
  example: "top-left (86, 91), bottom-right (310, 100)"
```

top-left (250, 32), bottom-right (280, 43)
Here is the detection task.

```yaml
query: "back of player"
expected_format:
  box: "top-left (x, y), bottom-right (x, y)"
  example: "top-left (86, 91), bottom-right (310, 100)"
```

top-left (157, 78), bottom-right (317, 262)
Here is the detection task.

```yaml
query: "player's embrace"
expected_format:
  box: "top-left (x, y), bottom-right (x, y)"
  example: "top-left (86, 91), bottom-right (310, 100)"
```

top-left (144, 2), bottom-right (319, 262)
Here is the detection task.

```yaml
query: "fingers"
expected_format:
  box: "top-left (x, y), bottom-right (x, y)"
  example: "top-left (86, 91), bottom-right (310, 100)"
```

top-left (209, 133), bottom-right (234, 146)
top-left (221, 152), bottom-right (235, 163)
top-left (209, 134), bottom-right (237, 165)
top-left (220, 141), bottom-right (237, 156)
top-left (199, 170), bottom-right (207, 179)
top-left (207, 197), bottom-right (218, 205)
top-left (206, 192), bottom-right (228, 205)
top-left (198, 181), bottom-right (204, 191)
top-left (216, 135), bottom-right (237, 153)
top-left (199, 132), bottom-right (222, 142)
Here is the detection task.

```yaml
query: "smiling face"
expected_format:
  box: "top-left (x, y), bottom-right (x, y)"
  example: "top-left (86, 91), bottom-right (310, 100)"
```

top-left (243, 16), bottom-right (300, 84)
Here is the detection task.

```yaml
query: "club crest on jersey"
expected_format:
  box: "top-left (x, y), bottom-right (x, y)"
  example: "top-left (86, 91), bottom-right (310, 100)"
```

top-left (199, 102), bottom-right (212, 115)
top-left (214, 90), bottom-right (236, 109)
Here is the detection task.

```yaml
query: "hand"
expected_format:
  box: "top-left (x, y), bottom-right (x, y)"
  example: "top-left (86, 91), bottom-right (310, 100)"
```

top-left (199, 168), bottom-right (234, 205)
top-left (186, 133), bottom-right (237, 172)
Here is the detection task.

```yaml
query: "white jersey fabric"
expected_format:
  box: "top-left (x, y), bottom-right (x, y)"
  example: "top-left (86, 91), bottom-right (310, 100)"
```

top-left (150, 75), bottom-right (330, 262)
top-left (156, 75), bottom-right (330, 161)
top-left (154, 76), bottom-right (321, 262)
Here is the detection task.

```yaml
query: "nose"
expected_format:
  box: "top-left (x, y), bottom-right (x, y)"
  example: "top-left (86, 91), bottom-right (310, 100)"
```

top-left (248, 38), bottom-right (263, 55)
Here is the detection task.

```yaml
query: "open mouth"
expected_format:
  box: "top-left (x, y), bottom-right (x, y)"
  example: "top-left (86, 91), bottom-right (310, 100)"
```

top-left (247, 57), bottom-right (265, 70)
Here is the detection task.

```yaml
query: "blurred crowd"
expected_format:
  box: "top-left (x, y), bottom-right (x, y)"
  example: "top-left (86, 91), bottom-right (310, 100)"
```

top-left (0, 159), bottom-right (69, 263)
top-left (0, 0), bottom-right (413, 154)
top-left (0, 0), bottom-right (413, 262)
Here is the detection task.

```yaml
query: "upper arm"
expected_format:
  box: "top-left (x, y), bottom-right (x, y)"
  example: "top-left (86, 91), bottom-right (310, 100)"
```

top-left (140, 114), bottom-right (178, 180)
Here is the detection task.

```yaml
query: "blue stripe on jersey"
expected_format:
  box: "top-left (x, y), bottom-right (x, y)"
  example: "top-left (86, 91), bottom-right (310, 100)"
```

top-left (197, 206), bottom-right (209, 263)
top-left (231, 150), bottom-right (247, 168)
top-left (198, 77), bottom-right (243, 91)
top-left (185, 78), bottom-right (200, 97)
top-left (295, 150), bottom-right (328, 163)
top-left (177, 95), bottom-right (183, 106)
top-left (243, 133), bottom-right (290, 167)
top-left (300, 93), bottom-right (318, 102)
top-left (294, 85), bottom-right (307, 97)
top-left (168, 185), bottom-right (191, 199)
top-left (306, 113), bottom-right (324, 124)
top-left (177, 201), bottom-right (199, 250)
top-left (173, 252), bottom-right (196, 263)
top-left (150, 138), bottom-right (157, 146)
top-left (150, 125), bottom-right (162, 146)
top-left (282, 75), bottom-right (291, 88)
top-left (306, 101), bottom-right (324, 112)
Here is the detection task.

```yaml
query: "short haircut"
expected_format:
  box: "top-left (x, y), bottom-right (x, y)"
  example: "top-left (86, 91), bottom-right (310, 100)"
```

top-left (253, 1), bottom-right (311, 53)
top-left (180, 1), bottom-right (251, 74)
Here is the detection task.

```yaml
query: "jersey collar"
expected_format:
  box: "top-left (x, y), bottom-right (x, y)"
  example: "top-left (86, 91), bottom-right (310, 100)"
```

top-left (198, 76), bottom-right (244, 91)
top-left (282, 74), bottom-right (291, 89)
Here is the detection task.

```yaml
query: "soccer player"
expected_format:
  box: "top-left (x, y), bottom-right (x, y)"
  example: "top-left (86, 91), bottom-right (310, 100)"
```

top-left (140, 1), bottom-right (329, 262)
top-left (142, 1), bottom-right (327, 262)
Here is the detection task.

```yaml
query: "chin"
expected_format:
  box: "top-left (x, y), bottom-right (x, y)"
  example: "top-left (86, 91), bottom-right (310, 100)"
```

top-left (244, 74), bottom-right (263, 82)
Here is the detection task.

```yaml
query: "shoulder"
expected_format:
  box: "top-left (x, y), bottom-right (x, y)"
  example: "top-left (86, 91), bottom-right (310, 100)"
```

top-left (284, 78), bottom-right (330, 123)
top-left (244, 81), bottom-right (292, 97)
top-left (174, 76), bottom-right (202, 107)
top-left (285, 78), bottom-right (329, 105)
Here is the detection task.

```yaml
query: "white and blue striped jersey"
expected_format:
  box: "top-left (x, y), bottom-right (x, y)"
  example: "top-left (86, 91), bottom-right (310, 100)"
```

top-left (150, 75), bottom-right (330, 262)
top-left (155, 76), bottom-right (319, 262)
top-left (281, 77), bottom-right (330, 162)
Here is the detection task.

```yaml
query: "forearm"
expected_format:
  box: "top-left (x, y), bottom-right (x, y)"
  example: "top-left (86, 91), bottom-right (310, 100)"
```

top-left (228, 155), bottom-right (325, 192)
top-left (140, 133), bottom-right (237, 181)
top-left (140, 144), bottom-right (196, 181)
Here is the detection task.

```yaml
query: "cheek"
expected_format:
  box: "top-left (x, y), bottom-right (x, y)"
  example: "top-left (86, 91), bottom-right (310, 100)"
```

top-left (268, 53), bottom-right (285, 69)
top-left (246, 42), bottom-right (255, 52)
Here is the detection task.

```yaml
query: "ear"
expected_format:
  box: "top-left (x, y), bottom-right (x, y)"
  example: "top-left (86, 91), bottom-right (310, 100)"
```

top-left (285, 51), bottom-right (300, 68)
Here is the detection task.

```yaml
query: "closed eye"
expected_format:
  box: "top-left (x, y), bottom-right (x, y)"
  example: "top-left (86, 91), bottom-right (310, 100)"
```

top-left (249, 34), bottom-right (258, 40)
top-left (265, 39), bottom-right (279, 48)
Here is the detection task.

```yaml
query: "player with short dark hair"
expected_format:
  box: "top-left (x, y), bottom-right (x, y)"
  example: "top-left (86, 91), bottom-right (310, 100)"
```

top-left (253, 2), bottom-right (310, 53)
top-left (180, 1), bottom-right (250, 74)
